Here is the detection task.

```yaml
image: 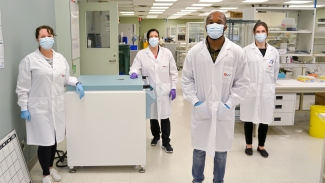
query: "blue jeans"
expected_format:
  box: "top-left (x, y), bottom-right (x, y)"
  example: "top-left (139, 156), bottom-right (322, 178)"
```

top-left (192, 149), bottom-right (227, 183)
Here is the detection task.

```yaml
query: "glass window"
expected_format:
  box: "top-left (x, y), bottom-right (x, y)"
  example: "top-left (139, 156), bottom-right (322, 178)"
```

top-left (86, 11), bottom-right (110, 48)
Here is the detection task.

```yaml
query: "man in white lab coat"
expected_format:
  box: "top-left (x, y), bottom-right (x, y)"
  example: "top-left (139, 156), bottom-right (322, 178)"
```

top-left (182, 12), bottom-right (250, 183)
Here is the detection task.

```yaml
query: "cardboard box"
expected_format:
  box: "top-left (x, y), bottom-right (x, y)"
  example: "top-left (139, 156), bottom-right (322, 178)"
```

top-left (229, 11), bottom-right (243, 18)
top-left (315, 93), bottom-right (325, 105)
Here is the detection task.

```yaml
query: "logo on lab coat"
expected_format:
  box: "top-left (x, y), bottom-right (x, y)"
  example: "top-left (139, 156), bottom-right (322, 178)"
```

top-left (224, 72), bottom-right (231, 77)
top-left (61, 74), bottom-right (65, 77)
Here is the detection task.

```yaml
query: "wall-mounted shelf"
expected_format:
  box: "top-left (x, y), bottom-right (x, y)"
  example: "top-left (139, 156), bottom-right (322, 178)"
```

top-left (279, 64), bottom-right (324, 68)
top-left (269, 30), bottom-right (312, 34)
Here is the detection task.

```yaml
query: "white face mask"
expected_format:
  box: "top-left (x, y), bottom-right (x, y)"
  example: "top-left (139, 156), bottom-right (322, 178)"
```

top-left (206, 23), bottom-right (225, 40)
top-left (39, 37), bottom-right (55, 50)
top-left (255, 33), bottom-right (267, 43)
top-left (149, 37), bottom-right (159, 47)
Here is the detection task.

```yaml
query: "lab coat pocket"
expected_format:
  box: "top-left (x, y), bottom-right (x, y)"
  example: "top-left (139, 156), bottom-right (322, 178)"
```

top-left (217, 102), bottom-right (231, 121)
top-left (222, 66), bottom-right (233, 84)
top-left (162, 83), bottom-right (171, 96)
top-left (194, 102), bottom-right (211, 119)
top-left (56, 95), bottom-right (65, 112)
top-left (263, 84), bottom-right (275, 98)
top-left (247, 83), bottom-right (258, 97)
top-left (28, 97), bottom-right (49, 115)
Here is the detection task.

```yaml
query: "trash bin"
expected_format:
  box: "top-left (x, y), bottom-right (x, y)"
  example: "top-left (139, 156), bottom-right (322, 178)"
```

top-left (309, 105), bottom-right (325, 138)
top-left (119, 45), bottom-right (130, 75)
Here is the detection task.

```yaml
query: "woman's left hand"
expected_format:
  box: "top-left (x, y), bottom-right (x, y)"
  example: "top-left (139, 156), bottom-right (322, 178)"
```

top-left (169, 89), bottom-right (176, 101)
top-left (76, 83), bottom-right (85, 99)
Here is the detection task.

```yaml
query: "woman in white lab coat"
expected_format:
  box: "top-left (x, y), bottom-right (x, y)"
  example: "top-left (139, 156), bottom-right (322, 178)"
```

top-left (16, 25), bottom-right (84, 183)
top-left (240, 21), bottom-right (279, 158)
top-left (129, 28), bottom-right (178, 153)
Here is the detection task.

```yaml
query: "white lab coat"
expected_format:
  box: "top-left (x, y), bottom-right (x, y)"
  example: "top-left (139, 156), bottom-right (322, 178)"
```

top-left (130, 46), bottom-right (178, 120)
top-left (16, 49), bottom-right (78, 146)
top-left (240, 43), bottom-right (280, 124)
top-left (182, 38), bottom-right (250, 156)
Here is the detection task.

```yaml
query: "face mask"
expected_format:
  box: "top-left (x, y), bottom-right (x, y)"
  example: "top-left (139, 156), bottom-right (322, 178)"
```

top-left (149, 37), bottom-right (159, 47)
top-left (206, 23), bottom-right (224, 40)
top-left (39, 37), bottom-right (55, 50)
top-left (255, 33), bottom-right (267, 43)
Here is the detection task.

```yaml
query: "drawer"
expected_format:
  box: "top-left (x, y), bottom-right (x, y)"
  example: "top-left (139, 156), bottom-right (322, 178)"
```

top-left (274, 100), bottom-right (296, 113)
top-left (275, 94), bottom-right (296, 101)
top-left (270, 112), bottom-right (294, 126)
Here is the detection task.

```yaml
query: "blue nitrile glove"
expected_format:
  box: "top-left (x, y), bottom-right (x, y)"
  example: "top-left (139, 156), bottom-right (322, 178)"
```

top-left (194, 101), bottom-right (203, 106)
top-left (76, 83), bottom-right (85, 99)
top-left (130, 73), bottom-right (138, 79)
top-left (21, 110), bottom-right (31, 121)
top-left (170, 89), bottom-right (176, 100)
top-left (224, 104), bottom-right (230, 109)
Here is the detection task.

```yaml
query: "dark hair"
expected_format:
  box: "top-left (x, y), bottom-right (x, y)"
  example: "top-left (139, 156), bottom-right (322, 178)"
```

top-left (35, 25), bottom-right (56, 39)
top-left (253, 21), bottom-right (268, 35)
top-left (146, 28), bottom-right (159, 40)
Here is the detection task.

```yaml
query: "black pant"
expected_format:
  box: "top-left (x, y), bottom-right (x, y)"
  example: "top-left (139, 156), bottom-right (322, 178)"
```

top-left (150, 118), bottom-right (171, 146)
top-left (38, 141), bottom-right (57, 175)
top-left (244, 122), bottom-right (268, 146)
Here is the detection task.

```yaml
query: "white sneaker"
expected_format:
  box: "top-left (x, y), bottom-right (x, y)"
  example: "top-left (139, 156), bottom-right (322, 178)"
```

top-left (50, 168), bottom-right (62, 182)
top-left (42, 175), bottom-right (53, 183)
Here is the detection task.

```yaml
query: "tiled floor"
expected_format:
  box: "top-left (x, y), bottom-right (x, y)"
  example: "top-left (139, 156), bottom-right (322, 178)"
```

top-left (30, 72), bottom-right (324, 183)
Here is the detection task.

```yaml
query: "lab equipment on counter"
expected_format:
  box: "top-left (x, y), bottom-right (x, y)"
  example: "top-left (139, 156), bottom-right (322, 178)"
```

top-left (278, 72), bottom-right (286, 79)
top-left (320, 75), bottom-right (325, 82)
top-left (297, 75), bottom-right (315, 82)
top-left (65, 75), bottom-right (156, 173)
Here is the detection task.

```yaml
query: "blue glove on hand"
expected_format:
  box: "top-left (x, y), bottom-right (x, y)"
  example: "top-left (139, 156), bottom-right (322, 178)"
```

top-left (21, 110), bottom-right (31, 121)
top-left (194, 101), bottom-right (203, 106)
top-left (224, 104), bottom-right (230, 109)
top-left (76, 83), bottom-right (85, 99)
top-left (130, 73), bottom-right (138, 79)
top-left (170, 89), bottom-right (176, 100)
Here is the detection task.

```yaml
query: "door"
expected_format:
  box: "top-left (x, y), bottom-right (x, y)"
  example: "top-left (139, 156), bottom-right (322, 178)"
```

top-left (79, 2), bottom-right (119, 75)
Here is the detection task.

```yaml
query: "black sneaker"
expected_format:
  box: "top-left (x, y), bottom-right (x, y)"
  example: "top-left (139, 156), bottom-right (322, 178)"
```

top-left (245, 147), bottom-right (253, 156)
top-left (151, 138), bottom-right (160, 146)
top-left (257, 147), bottom-right (269, 158)
top-left (162, 145), bottom-right (173, 153)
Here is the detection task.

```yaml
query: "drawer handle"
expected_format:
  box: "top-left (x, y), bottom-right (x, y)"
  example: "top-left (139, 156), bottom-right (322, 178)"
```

top-left (109, 59), bottom-right (116, 62)
top-left (276, 96), bottom-right (283, 100)
top-left (274, 117), bottom-right (281, 121)
top-left (275, 105), bottom-right (282, 109)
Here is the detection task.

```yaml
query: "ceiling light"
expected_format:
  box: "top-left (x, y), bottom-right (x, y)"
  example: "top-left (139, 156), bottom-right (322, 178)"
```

top-left (146, 15), bottom-right (159, 18)
top-left (192, 4), bottom-right (212, 7)
top-left (151, 6), bottom-right (169, 9)
top-left (289, 4), bottom-right (325, 7)
top-left (181, 9), bottom-right (197, 12)
top-left (211, 10), bottom-right (228, 12)
top-left (149, 11), bottom-right (163, 14)
top-left (175, 12), bottom-right (190, 14)
top-left (243, 0), bottom-right (268, 2)
top-left (121, 14), bottom-right (134, 16)
top-left (199, 14), bottom-right (209, 16)
top-left (220, 7), bottom-right (238, 9)
top-left (149, 9), bottom-right (165, 11)
top-left (155, 0), bottom-right (176, 1)
top-left (186, 7), bottom-right (204, 9)
top-left (153, 3), bottom-right (173, 6)
top-left (120, 11), bottom-right (134, 13)
top-left (284, 1), bottom-right (312, 4)
top-left (199, 0), bottom-right (222, 2)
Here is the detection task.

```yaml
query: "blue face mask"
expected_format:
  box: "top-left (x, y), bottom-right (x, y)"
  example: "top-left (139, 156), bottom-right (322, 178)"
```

top-left (39, 37), bottom-right (55, 50)
top-left (149, 37), bottom-right (159, 47)
top-left (206, 23), bottom-right (224, 40)
top-left (255, 33), bottom-right (267, 43)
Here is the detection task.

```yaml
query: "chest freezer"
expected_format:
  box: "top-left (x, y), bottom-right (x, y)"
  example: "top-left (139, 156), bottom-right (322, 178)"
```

top-left (65, 75), bottom-right (155, 173)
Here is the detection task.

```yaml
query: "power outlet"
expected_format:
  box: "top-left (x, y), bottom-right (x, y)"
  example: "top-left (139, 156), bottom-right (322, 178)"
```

top-left (21, 140), bottom-right (25, 151)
